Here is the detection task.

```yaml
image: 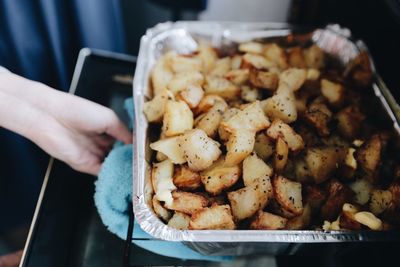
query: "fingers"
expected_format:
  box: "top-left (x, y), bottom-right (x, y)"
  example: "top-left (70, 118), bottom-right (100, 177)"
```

top-left (0, 250), bottom-right (22, 267)
top-left (104, 113), bottom-right (132, 144)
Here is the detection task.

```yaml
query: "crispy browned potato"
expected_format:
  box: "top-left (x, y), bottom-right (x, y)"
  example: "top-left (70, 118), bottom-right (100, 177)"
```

top-left (305, 146), bottom-right (346, 183)
top-left (250, 211), bottom-right (288, 230)
top-left (225, 130), bottom-right (255, 166)
top-left (355, 134), bottom-right (382, 181)
top-left (339, 203), bottom-right (361, 230)
top-left (228, 177), bottom-right (273, 220)
top-left (279, 68), bottom-right (307, 91)
top-left (303, 44), bottom-right (325, 69)
top-left (349, 178), bottom-right (372, 205)
top-left (189, 204), bottom-right (236, 230)
top-left (166, 191), bottom-right (209, 215)
top-left (389, 181), bottom-right (400, 208)
top-left (168, 211), bottom-right (191, 230)
top-left (305, 185), bottom-right (326, 210)
top-left (303, 102), bottom-right (332, 137)
top-left (286, 204), bottom-right (312, 230)
top-left (150, 136), bottom-right (186, 164)
top-left (266, 119), bottom-right (304, 152)
top-left (200, 158), bottom-right (241, 195)
top-left (336, 106), bottom-right (365, 140)
top-left (179, 129), bottom-right (221, 171)
top-left (152, 195), bottom-right (172, 222)
top-left (274, 137), bottom-right (289, 173)
top-left (243, 152), bottom-right (273, 186)
top-left (254, 132), bottom-right (275, 161)
top-left (321, 79), bottom-right (344, 106)
top-left (287, 47), bottom-right (307, 68)
top-left (194, 94), bottom-right (226, 115)
top-left (273, 175), bottom-right (303, 215)
top-left (249, 69), bottom-right (279, 90)
top-left (343, 51), bottom-right (373, 87)
top-left (204, 75), bottom-right (240, 100)
top-left (321, 179), bottom-right (354, 221)
top-left (163, 100), bottom-right (194, 137)
top-left (264, 84), bottom-right (297, 123)
top-left (226, 69), bottom-right (250, 85)
top-left (263, 43), bottom-right (288, 69)
top-left (177, 84), bottom-right (204, 109)
top-left (242, 53), bottom-right (276, 69)
top-left (173, 165), bottom-right (202, 191)
top-left (151, 159), bottom-right (176, 206)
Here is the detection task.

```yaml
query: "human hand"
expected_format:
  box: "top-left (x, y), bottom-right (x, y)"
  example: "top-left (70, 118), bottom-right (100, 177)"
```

top-left (0, 73), bottom-right (132, 175)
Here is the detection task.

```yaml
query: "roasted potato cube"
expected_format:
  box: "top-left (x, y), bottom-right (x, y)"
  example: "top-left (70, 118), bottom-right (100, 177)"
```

top-left (231, 55), bottom-right (242, 69)
top-left (170, 55), bottom-right (202, 74)
top-left (306, 68), bottom-right (320, 80)
top-left (177, 84), bottom-right (204, 109)
top-left (163, 100), bottom-right (194, 136)
top-left (210, 57), bottom-right (231, 77)
top-left (287, 46), bottom-right (307, 68)
top-left (173, 165), bottom-right (202, 191)
top-left (250, 211), bottom-right (288, 230)
top-left (349, 178), bottom-right (372, 205)
top-left (305, 185), bottom-right (326, 209)
top-left (305, 146), bottom-right (346, 183)
top-left (343, 51), bottom-right (373, 87)
top-left (152, 195), bottom-right (172, 222)
top-left (228, 177), bottom-right (273, 220)
top-left (254, 132), bottom-right (275, 161)
top-left (321, 79), bottom-right (344, 105)
top-left (239, 42), bottom-right (264, 54)
top-left (279, 68), bottom-right (307, 91)
top-left (243, 152), bottom-right (273, 186)
top-left (286, 204), bottom-right (312, 230)
top-left (273, 175), bottom-right (303, 215)
top-left (167, 211), bottom-right (190, 230)
top-left (165, 191), bottom-right (209, 215)
top-left (264, 84), bottom-right (297, 123)
top-left (249, 69), bottom-right (279, 90)
top-left (274, 137), bottom-right (289, 173)
top-left (354, 211), bottom-right (383, 230)
top-left (355, 134), bottom-right (382, 181)
top-left (370, 190), bottom-right (392, 215)
top-left (197, 42), bottom-right (218, 73)
top-left (204, 76), bottom-right (240, 100)
top-left (222, 101), bottom-right (270, 133)
top-left (143, 89), bottom-right (172, 122)
top-left (151, 159), bottom-right (176, 206)
top-left (167, 71), bottom-right (204, 94)
top-left (194, 94), bottom-right (226, 115)
top-left (218, 108), bottom-right (240, 141)
top-left (266, 119), bottom-right (305, 152)
top-left (200, 158), bottom-right (241, 195)
top-left (321, 179), bottom-right (354, 220)
top-left (226, 69), bottom-right (250, 85)
top-left (339, 203), bottom-right (361, 230)
top-left (179, 129), bottom-right (221, 171)
top-left (225, 130), bottom-right (255, 166)
top-left (195, 101), bottom-right (227, 138)
top-left (388, 182), bottom-right (400, 207)
top-left (150, 136), bottom-right (186, 164)
top-left (303, 44), bottom-right (325, 69)
top-left (240, 85), bottom-right (260, 102)
top-left (189, 204), bottom-right (235, 230)
top-left (303, 102), bottom-right (332, 137)
top-left (242, 53), bottom-right (276, 69)
top-left (336, 106), bottom-right (365, 139)
top-left (268, 199), bottom-right (297, 219)
top-left (293, 158), bottom-right (313, 184)
top-left (263, 43), bottom-right (288, 69)
top-left (151, 51), bottom-right (175, 96)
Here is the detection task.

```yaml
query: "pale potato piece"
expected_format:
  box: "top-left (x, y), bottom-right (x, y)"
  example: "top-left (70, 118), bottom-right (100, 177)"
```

top-left (239, 41), bottom-right (264, 54)
top-left (177, 84), bottom-right (204, 108)
top-left (167, 212), bottom-right (190, 230)
top-left (273, 175), bottom-right (303, 215)
top-left (226, 69), bottom-right (250, 85)
top-left (225, 130), bottom-right (255, 166)
top-left (250, 211), bottom-right (287, 230)
top-left (170, 55), bottom-right (202, 74)
top-left (151, 159), bottom-right (176, 206)
top-left (249, 69), bottom-right (279, 90)
top-left (354, 211), bottom-right (383, 230)
top-left (228, 177), bottom-right (273, 220)
top-left (194, 94), bottom-right (227, 115)
top-left (200, 158), bottom-right (241, 195)
top-left (263, 43), bottom-right (288, 69)
top-left (279, 68), bottom-right (307, 91)
top-left (266, 119), bottom-right (304, 152)
top-left (221, 101), bottom-right (270, 133)
top-left (163, 100), bottom-right (193, 136)
top-left (195, 101), bottom-right (227, 137)
top-left (231, 55), bottom-right (242, 70)
top-left (264, 84), bottom-right (297, 123)
top-left (287, 47), bottom-right (306, 68)
top-left (167, 71), bottom-right (204, 94)
top-left (173, 165), bottom-right (202, 191)
top-left (240, 85), bottom-right (260, 102)
top-left (152, 195), bottom-right (172, 222)
top-left (150, 136), bottom-right (186, 164)
top-left (242, 152), bottom-right (273, 186)
top-left (344, 147), bottom-right (357, 170)
top-left (286, 204), bottom-right (312, 230)
top-left (179, 129), bottom-right (221, 171)
top-left (274, 137), bottom-right (289, 173)
top-left (218, 108), bottom-right (240, 141)
top-left (143, 89), bottom-right (172, 122)
top-left (242, 53), bottom-right (276, 69)
top-left (254, 132), bottom-right (275, 161)
top-left (306, 68), bottom-right (320, 80)
top-left (151, 51), bottom-right (175, 96)
top-left (204, 76), bottom-right (240, 100)
top-left (321, 79), bottom-right (344, 105)
top-left (349, 178), bottom-right (372, 205)
top-left (210, 57), bottom-right (231, 77)
top-left (165, 191), bottom-right (209, 215)
top-left (197, 42), bottom-right (218, 73)
top-left (303, 44), bottom-right (325, 69)
top-left (370, 190), bottom-right (392, 215)
top-left (189, 205), bottom-right (235, 230)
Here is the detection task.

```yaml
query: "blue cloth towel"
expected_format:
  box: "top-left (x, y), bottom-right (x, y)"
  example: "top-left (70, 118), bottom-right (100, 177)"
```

top-left (94, 98), bottom-right (232, 261)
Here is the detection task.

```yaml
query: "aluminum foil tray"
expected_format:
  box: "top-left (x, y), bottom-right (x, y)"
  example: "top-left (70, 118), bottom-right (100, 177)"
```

top-left (133, 21), bottom-right (400, 256)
